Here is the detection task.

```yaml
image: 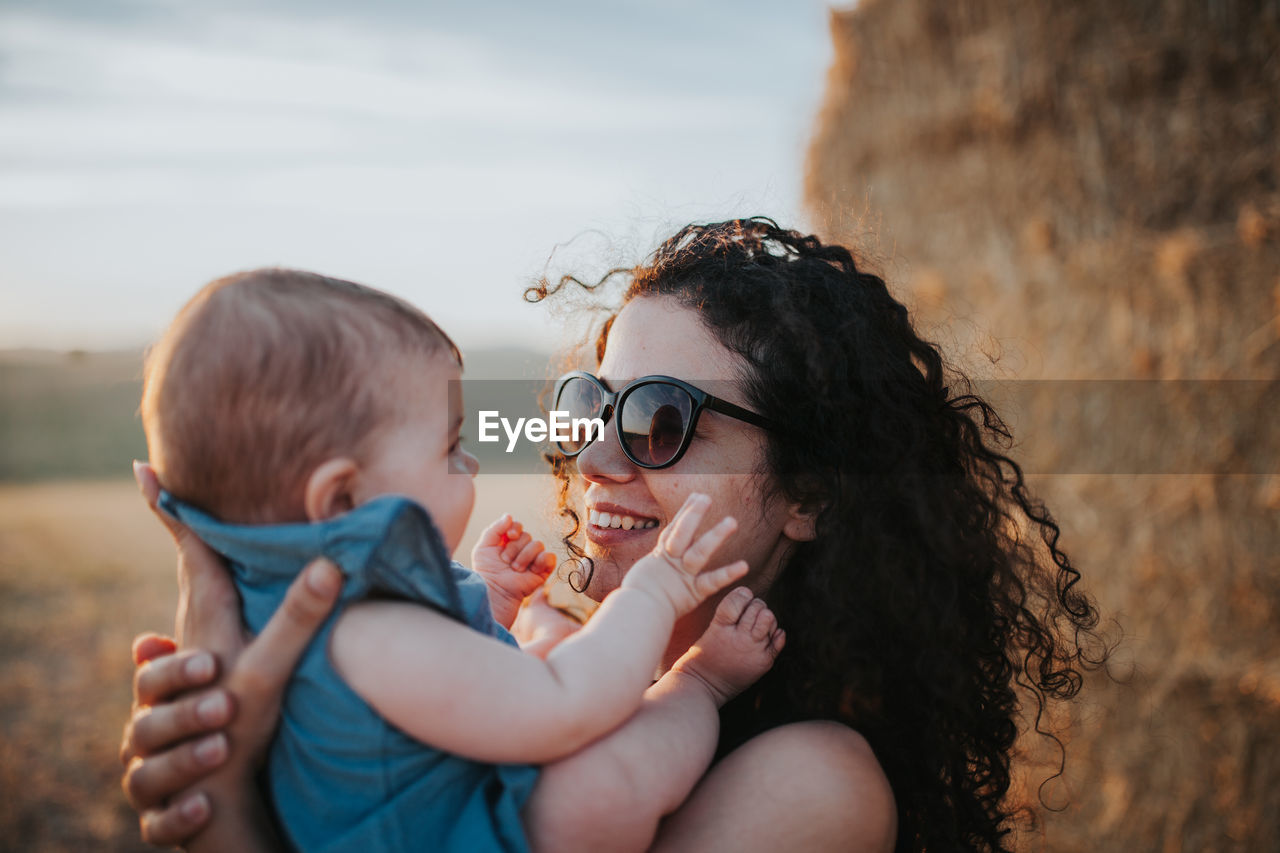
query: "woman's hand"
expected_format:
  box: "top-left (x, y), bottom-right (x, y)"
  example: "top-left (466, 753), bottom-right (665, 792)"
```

top-left (120, 462), bottom-right (343, 848)
top-left (129, 461), bottom-right (244, 651)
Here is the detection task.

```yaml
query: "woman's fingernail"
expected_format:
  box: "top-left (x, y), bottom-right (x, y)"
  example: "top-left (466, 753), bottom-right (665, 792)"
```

top-left (179, 792), bottom-right (210, 822)
top-left (193, 733), bottom-right (227, 767)
top-left (196, 692), bottom-right (229, 725)
top-left (306, 559), bottom-right (341, 596)
top-left (185, 653), bottom-right (214, 681)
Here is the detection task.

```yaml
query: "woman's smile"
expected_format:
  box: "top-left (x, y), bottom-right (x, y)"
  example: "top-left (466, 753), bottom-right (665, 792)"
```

top-left (583, 499), bottom-right (661, 545)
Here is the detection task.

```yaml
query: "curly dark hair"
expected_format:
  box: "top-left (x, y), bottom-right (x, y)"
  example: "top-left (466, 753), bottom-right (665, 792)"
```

top-left (525, 218), bottom-right (1110, 853)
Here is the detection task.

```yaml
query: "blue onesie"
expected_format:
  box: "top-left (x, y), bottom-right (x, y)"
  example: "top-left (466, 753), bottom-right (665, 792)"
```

top-left (158, 492), bottom-right (540, 853)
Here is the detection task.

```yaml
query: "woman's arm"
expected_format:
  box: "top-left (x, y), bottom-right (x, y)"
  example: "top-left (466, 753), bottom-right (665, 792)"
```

top-left (651, 721), bottom-right (897, 853)
top-left (119, 462), bottom-right (343, 850)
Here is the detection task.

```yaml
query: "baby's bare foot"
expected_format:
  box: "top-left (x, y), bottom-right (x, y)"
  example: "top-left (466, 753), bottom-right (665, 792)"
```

top-left (671, 587), bottom-right (785, 707)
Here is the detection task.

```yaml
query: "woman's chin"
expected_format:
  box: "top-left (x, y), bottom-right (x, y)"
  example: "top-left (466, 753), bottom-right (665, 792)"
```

top-left (581, 527), bottom-right (658, 599)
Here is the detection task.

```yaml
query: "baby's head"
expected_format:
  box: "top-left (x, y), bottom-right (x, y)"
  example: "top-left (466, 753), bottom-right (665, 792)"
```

top-left (142, 268), bottom-right (477, 549)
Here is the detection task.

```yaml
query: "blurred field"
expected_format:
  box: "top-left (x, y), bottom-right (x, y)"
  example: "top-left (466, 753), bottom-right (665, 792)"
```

top-left (0, 481), bottom-right (174, 852)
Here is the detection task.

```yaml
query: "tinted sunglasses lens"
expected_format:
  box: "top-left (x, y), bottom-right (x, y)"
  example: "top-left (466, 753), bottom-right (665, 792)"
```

top-left (556, 377), bottom-right (603, 454)
top-left (620, 383), bottom-right (694, 467)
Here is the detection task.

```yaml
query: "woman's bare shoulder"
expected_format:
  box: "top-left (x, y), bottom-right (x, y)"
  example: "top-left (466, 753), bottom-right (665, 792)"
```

top-left (653, 721), bottom-right (896, 853)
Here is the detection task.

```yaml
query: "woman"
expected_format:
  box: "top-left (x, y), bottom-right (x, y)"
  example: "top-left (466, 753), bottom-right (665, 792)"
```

top-left (121, 219), bottom-right (1108, 852)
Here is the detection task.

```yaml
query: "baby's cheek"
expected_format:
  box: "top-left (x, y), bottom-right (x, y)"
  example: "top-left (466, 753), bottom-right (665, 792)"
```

top-left (456, 480), bottom-right (477, 545)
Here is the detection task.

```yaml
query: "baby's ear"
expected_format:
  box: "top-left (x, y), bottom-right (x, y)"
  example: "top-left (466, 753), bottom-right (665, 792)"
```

top-left (304, 458), bottom-right (360, 521)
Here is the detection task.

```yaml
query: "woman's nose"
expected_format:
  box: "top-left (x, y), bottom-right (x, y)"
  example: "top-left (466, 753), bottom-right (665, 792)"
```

top-left (574, 420), bottom-right (636, 484)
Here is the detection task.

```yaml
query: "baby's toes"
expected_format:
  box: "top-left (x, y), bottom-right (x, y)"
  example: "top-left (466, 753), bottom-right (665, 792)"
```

top-left (749, 604), bottom-right (777, 642)
top-left (738, 598), bottom-right (767, 637)
top-left (713, 587), bottom-right (753, 626)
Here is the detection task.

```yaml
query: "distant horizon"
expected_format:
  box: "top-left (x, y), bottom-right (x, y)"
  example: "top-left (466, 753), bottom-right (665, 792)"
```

top-left (0, 340), bottom-right (557, 358)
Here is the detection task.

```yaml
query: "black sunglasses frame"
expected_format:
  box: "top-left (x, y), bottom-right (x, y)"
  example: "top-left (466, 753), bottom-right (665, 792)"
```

top-left (552, 371), bottom-right (776, 470)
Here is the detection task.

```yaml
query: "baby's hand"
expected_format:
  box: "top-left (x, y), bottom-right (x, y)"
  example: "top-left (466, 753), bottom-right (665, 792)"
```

top-left (622, 493), bottom-right (748, 618)
top-left (472, 514), bottom-right (558, 628)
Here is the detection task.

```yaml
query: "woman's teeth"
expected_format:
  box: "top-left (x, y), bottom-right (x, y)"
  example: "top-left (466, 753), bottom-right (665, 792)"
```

top-left (589, 510), bottom-right (658, 530)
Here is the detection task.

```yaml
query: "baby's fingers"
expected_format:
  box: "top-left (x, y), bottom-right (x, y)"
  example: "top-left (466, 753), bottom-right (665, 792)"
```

top-left (658, 493), bottom-right (711, 557)
top-left (692, 560), bottom-right (749, 599)
top-left (533, 551), bottom-right (557, 577)
top-left (680, 516), bottom-right (738, 571)
top-left (509, 539), bottom-right (545, 572)
top-left (502, 531), bottom-right (533, 562)
top-left (476, 514), bottom-right (514, 549)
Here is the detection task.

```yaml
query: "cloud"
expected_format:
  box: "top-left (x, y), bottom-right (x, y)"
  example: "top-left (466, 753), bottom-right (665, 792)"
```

top-left (0, 1), bottom-right (830, 348)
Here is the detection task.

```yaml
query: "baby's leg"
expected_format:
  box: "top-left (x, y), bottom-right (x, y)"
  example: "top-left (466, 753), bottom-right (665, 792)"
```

top-left (523, 588), bottom-right (784, 853)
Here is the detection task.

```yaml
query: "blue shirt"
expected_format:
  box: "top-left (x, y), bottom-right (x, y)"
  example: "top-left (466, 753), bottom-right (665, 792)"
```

top-left (158, 492), bottom-right (539, 853)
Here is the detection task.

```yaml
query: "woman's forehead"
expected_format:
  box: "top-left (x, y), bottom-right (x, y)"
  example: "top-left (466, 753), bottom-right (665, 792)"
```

top-left (599, 296), bottom-right (740, 383)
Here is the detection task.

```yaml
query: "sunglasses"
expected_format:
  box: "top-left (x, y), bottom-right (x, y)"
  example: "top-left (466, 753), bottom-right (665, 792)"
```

top-left (552, 371), bottom-right (776, 469)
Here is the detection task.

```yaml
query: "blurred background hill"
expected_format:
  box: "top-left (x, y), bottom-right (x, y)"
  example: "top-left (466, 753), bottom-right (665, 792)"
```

top-left (807, 0), bottom-right (1278, 849)
top-left (0, 345), bottom-right (555, 480)
top-left (1, 349), bottom-right (147, 481)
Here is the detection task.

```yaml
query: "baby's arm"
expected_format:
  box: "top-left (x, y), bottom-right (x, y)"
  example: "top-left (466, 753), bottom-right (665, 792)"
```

top-left (471, 514), bottom-right (557, 629)
top-left (331, 493), bottom-right (747, 765)
top-left (524, 588), bottom-right (786, 853)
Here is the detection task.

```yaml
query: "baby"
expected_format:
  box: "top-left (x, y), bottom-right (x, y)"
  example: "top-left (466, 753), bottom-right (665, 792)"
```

top-left (140, 268), bottom-right (784, 853)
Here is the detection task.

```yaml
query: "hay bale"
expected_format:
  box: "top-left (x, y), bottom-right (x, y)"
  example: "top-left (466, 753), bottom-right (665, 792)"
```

top-left (806, 1), bottom-right (1280, 849)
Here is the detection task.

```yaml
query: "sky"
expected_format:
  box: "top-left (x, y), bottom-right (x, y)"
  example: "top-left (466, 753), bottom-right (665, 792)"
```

top-left (0, 0), bottom-right (839, 353)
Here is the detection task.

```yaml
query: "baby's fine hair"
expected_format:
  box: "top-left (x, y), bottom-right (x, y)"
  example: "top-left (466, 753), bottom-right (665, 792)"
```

top-left (142, 268), bottom-right (458, 524)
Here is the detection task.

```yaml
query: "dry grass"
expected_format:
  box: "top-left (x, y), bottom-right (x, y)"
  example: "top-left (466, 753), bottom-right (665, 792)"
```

top-left (0, 474), bottom-right (565, 852)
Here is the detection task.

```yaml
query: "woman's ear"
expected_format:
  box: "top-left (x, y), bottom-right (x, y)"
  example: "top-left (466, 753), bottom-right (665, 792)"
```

top-left (304, 458), bottom-right (360, 522)
top-left (781, 482), bottom-right (825, 543)
top-left (782, 501), bottom-right (820, 542)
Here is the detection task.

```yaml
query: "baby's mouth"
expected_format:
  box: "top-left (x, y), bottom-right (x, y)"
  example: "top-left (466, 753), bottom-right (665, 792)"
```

top-left (587, 509), bottom-right (659, 531)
